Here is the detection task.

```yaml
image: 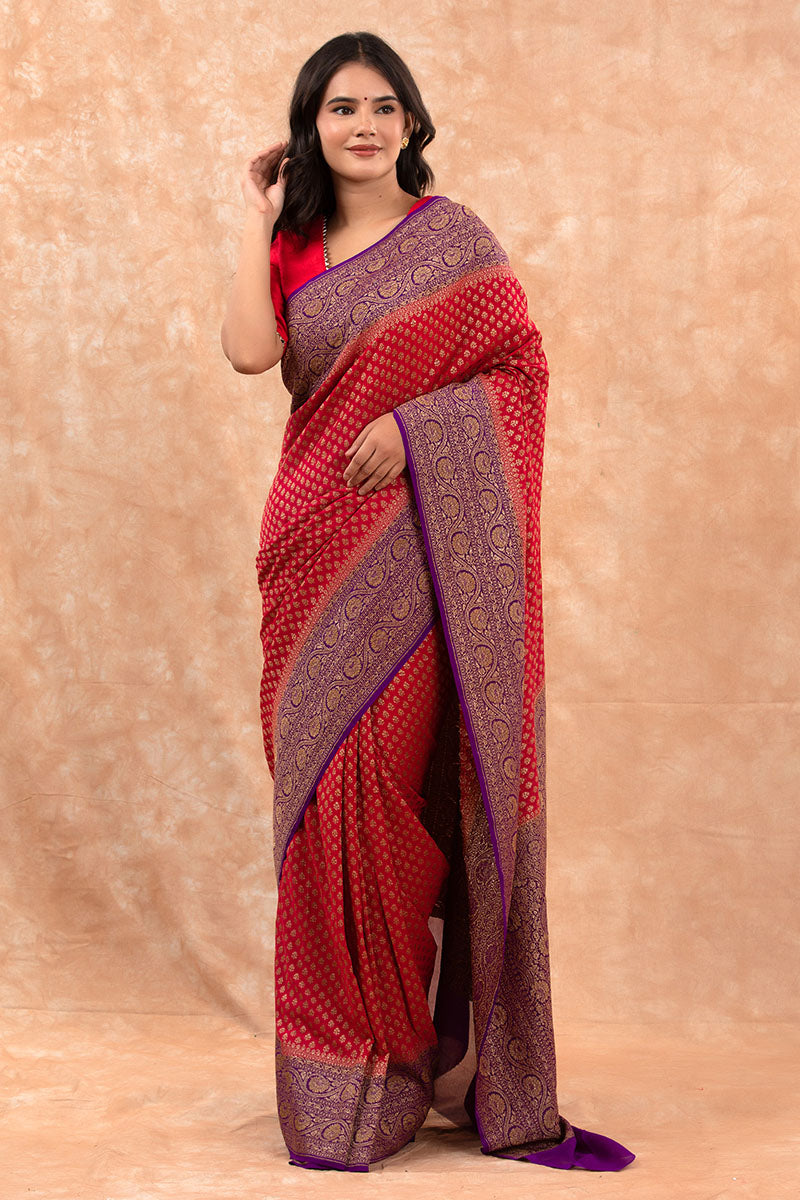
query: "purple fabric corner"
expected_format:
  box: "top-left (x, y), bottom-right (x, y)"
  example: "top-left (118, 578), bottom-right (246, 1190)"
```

top-left (493, 1124), bottom-right (636, 1171)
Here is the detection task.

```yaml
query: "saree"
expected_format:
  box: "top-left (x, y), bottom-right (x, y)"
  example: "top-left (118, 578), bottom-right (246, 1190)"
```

top-left (256, 195), bottom-right (635, 1172)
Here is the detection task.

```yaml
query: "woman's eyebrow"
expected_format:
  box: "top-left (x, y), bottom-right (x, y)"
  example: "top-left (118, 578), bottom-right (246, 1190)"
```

top-left (324, 94), bottom-right (400, 105)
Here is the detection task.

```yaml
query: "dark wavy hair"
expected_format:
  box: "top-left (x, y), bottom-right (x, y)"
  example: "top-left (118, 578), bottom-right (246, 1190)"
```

top-left (271, 32), bottom-right (435, 240)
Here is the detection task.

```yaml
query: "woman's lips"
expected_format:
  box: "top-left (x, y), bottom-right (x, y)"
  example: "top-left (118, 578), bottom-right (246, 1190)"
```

top-left (347, 146), bottom-right (381, 156)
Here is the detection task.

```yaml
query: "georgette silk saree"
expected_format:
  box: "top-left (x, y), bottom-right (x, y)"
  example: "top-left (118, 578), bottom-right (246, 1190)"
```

top-left (255, 195), bottom-right (635, 1172)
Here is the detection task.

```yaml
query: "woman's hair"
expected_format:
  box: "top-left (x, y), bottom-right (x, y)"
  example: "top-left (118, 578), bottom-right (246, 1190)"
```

top-left (271, 32), bottom-right (435, 239)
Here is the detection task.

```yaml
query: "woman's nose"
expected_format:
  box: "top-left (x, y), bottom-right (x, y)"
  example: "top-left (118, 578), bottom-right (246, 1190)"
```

top-left (355, 109), bottom-right (377, 136)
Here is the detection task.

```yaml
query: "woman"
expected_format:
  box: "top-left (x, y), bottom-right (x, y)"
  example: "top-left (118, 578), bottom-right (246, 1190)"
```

top-left (221, 32), bottom-right (635, 1174)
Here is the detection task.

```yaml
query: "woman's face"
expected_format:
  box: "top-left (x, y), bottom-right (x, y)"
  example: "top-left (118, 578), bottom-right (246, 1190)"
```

top-left (316, 61), bottom-right (413, 188)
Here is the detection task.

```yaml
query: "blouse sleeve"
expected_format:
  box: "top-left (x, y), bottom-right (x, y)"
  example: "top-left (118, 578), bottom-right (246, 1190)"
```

top-left (269, 235), bottom-right (288, 344)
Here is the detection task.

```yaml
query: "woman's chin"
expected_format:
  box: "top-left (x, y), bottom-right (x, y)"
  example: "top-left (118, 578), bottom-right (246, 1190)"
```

top-left (330, 157), bottom-right (397, 185)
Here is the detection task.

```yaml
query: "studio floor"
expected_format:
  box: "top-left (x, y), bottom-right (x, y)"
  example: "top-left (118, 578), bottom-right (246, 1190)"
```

top-left (2, 1011), bottom-right (796, 1200)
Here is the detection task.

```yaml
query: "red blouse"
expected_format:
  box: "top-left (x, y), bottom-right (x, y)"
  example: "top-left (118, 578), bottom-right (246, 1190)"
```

top-left (269, 197), bottom-right (435, 342)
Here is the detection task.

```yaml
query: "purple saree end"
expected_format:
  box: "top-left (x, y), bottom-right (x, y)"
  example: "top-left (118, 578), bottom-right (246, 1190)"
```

top-left (493, 1124), bottom-right (636, 1171)
top-left (288, 1153), bottom-right (369, 1172)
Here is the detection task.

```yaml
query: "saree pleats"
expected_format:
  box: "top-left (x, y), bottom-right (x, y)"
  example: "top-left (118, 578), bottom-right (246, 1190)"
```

top-left (257, 197), bottom-right (635, 1172)
top-left (274, 618), bottom-right (456, 1168)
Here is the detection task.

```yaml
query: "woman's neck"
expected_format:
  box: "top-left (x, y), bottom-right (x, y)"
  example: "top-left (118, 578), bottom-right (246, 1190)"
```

top-left (328, 178), bottom-right (417, 232)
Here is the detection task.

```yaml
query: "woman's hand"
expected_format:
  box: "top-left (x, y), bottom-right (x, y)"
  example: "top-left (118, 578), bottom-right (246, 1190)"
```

top-left (343, 412), bottom-right (407, 495)
top-left (240, 142), bottom-right (289, 222)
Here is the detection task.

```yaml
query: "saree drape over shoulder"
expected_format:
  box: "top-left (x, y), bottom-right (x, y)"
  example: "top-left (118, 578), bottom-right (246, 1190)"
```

top-left (256, 196), bottom-right (635, 1172)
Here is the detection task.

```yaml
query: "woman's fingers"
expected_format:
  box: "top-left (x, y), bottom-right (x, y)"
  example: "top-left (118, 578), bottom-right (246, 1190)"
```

top-left (343, 445), bottom-right (376, 485)
top-left (344, 448), bottom-right (378, 487)
top-left (357, 466), bottom-right (388, 495)
top-left (359, 465), bottom-right (395, 495)
top-left (358, 460), bottom-right (406, 495)
top-left (352, 455), bottom-right (406, 494)
top-left (246, 143), bottom-right (289, 175)
top-left (345, 449), bottom-right (405, 488)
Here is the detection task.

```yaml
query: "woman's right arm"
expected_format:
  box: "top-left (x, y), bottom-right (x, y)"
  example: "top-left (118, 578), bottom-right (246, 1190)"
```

top-left (220, 143), bottom-right (288, 375)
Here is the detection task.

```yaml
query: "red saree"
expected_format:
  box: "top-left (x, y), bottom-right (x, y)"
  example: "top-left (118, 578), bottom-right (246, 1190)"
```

top-left (256, 196), bottom-right (635, 1172)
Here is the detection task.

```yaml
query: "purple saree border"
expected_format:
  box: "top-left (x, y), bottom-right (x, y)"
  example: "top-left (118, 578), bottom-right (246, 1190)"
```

top-left (285, 195), bottom-right (443, 305)
top-left (289, 1153), bottom-right (369, 1173)
top-left (289, 1137), bottom-right (419, 1173)
top-left (392, 406), bottom-right (508, 926)
top-left (392, 408), bottom-right (502, 1154)
top-left (276, 611), bottom-right (438, 882)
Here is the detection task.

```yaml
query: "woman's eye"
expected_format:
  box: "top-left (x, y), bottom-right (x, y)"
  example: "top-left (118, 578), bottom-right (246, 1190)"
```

top-left (328, 103), bottom-right (396, 117)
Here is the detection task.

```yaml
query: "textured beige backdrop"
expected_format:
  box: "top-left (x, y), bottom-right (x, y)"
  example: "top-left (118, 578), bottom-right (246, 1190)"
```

top-left (2, 0), bottom-right (798, 1043)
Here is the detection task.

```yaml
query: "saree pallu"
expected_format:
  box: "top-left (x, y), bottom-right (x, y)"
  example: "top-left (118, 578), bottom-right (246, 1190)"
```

top-left (256, 197), bottom-right (635, 1172)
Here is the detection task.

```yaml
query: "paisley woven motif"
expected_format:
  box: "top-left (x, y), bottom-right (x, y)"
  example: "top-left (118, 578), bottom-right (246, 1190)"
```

top-left (256, 196), bottom-right (635, 1173)
top-left (276, 1042), bottom-right (437, 1170)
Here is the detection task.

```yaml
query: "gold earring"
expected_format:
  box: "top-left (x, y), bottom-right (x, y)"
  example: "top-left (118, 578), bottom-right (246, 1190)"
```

top-left (400, 136), bottom-right (409, 149)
